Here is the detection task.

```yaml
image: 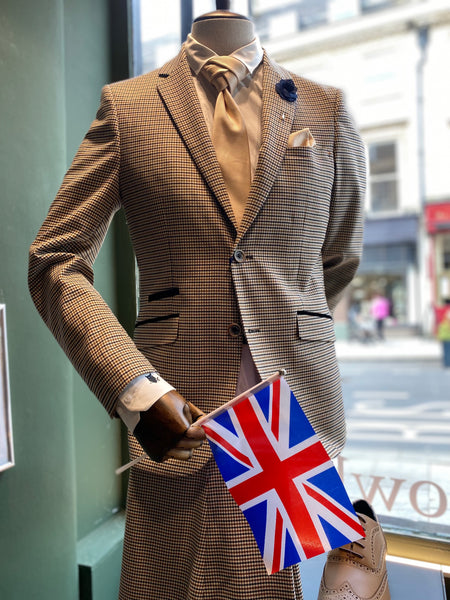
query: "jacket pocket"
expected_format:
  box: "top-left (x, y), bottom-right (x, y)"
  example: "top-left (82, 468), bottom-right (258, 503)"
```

top-left (133, 314), bottom-right (179, 347)
top-left (297, 310), bottom-right (335, 343)
top-left (134, 288), bottom-right (180, 347)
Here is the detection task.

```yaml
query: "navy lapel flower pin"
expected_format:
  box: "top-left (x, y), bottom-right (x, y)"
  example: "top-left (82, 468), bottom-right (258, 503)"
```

top-left (275, 79), bottom-right (297, 102)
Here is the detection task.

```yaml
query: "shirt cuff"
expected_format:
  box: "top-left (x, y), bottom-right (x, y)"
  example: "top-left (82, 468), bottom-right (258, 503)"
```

top-left (116, 373), bottom-right (175, 432)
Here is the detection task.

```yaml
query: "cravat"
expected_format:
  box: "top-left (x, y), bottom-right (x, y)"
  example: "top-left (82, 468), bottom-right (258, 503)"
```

top-left (202, 56), bottom-right (252, 226)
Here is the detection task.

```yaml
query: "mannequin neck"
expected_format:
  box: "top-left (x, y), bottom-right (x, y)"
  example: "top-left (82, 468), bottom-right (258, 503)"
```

top-left (191, 17), bottom-right (256, 55)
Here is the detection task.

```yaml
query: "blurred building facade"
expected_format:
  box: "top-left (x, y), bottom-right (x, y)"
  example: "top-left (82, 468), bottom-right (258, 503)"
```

top-left (255, 0), bottom-right (450, 336)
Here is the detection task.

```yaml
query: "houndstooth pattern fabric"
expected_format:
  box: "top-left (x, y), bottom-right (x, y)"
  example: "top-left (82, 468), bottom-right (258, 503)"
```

top-left (121, 458), bottom-right (303, 599)
top-left (28, 47), bottom-right (365, 599)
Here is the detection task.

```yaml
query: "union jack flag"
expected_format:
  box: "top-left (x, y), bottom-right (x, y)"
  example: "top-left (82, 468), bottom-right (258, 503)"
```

top-left (201, 375), bottom-right (365, 574)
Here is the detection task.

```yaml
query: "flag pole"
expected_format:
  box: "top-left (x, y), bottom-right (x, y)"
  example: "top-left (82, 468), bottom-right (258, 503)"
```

top-left (115, 453), bottom-right (148, 475)
top-left (194, 369), bottom-right (286, 427)
top-left (115, 369), bottom-right (286, 476)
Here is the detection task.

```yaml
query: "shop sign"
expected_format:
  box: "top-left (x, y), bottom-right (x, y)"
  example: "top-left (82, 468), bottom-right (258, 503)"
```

top-left (426, 202), bottom-right (450, 234)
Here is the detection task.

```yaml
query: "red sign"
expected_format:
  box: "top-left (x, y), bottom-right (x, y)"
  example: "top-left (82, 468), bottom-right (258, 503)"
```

top-left (426, 202), bottom-right (450, 234)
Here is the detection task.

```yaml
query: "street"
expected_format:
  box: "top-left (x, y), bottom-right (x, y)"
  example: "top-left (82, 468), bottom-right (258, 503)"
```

top-left (341, 360), bottom-right (450, 449)
top-left (336, 359), bottom-right (450, 540)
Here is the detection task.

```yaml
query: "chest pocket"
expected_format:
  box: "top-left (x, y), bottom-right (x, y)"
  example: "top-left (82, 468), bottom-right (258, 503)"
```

top-left (282, 146), bottom-right (334, 193)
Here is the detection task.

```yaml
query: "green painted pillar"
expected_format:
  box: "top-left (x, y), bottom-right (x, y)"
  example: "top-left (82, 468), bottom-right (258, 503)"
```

top-left (0, 1), bottom-right (78, 598)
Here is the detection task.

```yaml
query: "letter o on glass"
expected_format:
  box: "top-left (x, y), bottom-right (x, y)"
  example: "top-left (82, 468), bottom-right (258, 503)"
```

top-left (409, 480), bottom-right (448, 518)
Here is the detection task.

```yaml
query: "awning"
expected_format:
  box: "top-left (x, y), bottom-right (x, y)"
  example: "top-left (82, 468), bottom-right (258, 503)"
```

top-left (363, 215), bottom-right (419, 246)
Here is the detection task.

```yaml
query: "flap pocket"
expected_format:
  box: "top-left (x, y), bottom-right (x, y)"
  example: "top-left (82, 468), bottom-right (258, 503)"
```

top-left (297, 310), bottom-right (335, 343)
top-left (133, 314), bottom-right (179, 347)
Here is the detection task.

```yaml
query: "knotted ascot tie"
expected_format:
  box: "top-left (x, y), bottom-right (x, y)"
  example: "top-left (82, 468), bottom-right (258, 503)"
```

top-left (202, 56), bottom-right (252, 226)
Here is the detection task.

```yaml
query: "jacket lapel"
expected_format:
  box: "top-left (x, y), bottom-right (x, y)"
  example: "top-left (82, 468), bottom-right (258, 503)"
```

top-left (157, 48), bottom-right (237, 228)
top-left (236, 52), bottom-right (296, 243)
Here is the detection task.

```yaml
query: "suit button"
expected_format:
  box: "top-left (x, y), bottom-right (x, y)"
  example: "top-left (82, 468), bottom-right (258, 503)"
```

top-left (233, 250), bottom-right (245, 263)
top-left (228, 323), bottom-right (242, 338)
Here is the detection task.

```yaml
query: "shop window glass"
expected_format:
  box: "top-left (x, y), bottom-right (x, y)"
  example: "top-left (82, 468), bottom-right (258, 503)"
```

top-left (194, 0), bottom-right (250, 17)
top-left (135, 0), bottom-right (181, 74)
top-left (194, 0), bottom-right (216, 15)
top-left (253, 0), bottom-right (293, 11)
top-left (268, 11), bottom-right (298, 39)
top-left (131, 0), bottom-right (450, 556)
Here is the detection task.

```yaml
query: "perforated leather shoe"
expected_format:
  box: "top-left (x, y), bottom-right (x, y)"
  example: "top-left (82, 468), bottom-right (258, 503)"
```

top-left (317, 500), bottom-right (390, 600)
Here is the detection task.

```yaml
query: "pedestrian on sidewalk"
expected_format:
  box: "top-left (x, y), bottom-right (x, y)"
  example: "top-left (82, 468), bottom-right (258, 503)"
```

top-left (437, 309), bottom-right (450, 368)
top-left (370, 292), bottom-right (390, 340)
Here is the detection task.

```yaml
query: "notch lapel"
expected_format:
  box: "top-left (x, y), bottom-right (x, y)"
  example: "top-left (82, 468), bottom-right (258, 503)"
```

top-left (157, 48), bottom-right (237, 228)
top-left (236, 53), bottom-right (297, 243)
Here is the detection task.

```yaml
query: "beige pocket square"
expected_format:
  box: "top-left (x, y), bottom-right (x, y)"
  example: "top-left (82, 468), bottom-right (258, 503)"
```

top-left (288, 128), bottom-right (316, 148)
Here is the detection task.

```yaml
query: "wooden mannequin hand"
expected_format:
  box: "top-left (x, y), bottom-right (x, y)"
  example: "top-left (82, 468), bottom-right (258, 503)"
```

top-left (133, 390), bottom-right (206, 463)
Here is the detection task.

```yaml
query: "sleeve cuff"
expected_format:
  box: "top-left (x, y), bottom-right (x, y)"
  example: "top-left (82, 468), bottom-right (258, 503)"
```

top-left (116, 373), bottom-right (175, 432)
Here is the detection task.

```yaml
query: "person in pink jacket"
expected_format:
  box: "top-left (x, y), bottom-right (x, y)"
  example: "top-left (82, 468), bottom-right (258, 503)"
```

top-left (371, 293), bottom-right (390, 340)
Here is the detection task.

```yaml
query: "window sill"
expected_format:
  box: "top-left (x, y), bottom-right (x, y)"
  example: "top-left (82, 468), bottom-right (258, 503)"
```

top-left (386, 531), bottom-right (450, 567)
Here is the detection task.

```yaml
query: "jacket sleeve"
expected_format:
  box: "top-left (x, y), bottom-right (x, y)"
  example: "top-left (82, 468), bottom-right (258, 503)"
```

top-left (322, 90), bottom-right (366, 313)
top-left (28, 85), bottom-right (153, 416)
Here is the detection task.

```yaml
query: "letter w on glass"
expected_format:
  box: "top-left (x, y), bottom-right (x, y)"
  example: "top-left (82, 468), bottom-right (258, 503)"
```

top-left (197, 374), bottom-right (365, 575)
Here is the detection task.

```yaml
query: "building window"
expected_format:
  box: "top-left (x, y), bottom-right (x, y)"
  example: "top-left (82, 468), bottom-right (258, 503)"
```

top-left (298, 0), bottom-right (329, 29)
top-left (443, 235), bottom-right (450, 270)
top-left (369, 141), bottom-right (398, 213)
top-left (328, 0), bottom-right (360, 22)
top-left (360, 0), bottom-right (404, 12)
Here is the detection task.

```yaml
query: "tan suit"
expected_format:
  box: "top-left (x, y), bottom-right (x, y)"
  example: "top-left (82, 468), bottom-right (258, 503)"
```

top-left (29, 48), bottom-right (365, 599)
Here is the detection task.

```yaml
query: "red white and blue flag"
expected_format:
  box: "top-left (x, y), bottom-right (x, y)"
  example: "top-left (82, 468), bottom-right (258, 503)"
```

top-left (198, 374), bottom-right (364, 574)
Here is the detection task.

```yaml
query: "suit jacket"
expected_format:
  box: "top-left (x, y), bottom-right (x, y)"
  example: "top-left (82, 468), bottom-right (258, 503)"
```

top-left (29, 48), bottom-right (365, 465)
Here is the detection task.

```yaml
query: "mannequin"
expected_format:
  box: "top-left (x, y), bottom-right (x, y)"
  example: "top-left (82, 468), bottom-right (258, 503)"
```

top-left (29, 0), bottom-right (368, 593)
top-left (192, 1), bottom-right (255, 54)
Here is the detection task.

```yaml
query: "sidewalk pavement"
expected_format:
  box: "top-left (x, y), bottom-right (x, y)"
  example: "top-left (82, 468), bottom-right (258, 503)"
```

top-left (335, 336), bottom-right (442, 362)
